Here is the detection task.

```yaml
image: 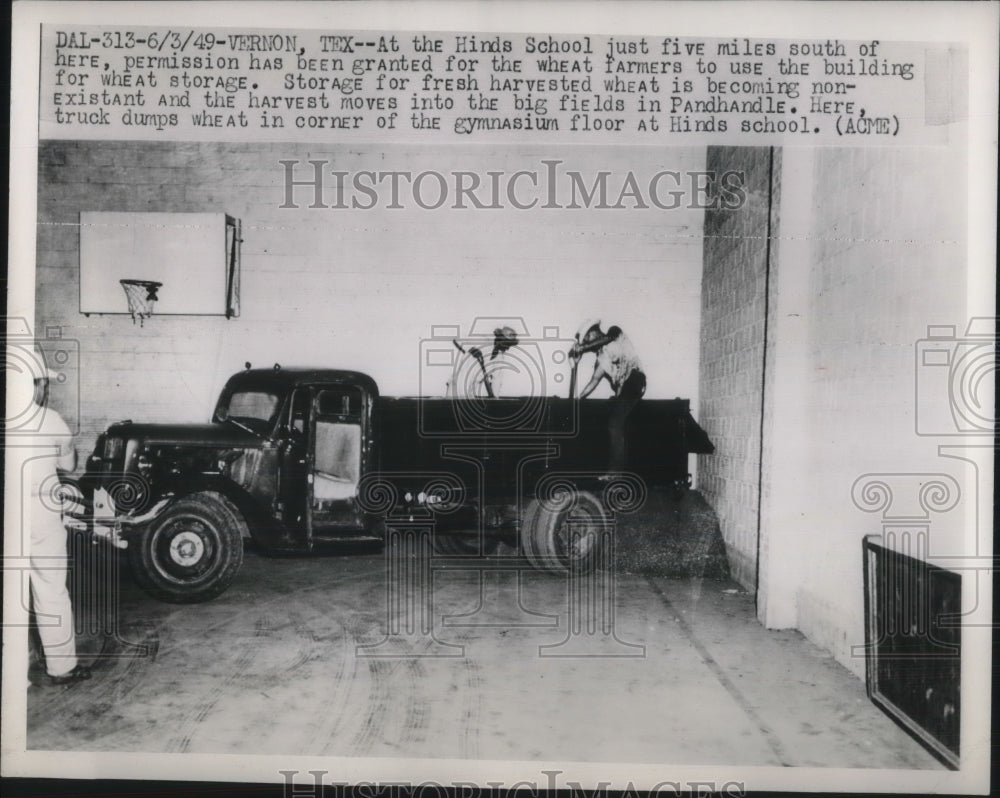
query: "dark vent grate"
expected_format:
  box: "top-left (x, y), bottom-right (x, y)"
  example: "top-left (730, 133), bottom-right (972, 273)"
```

top-left (863, 535), bottom-right (961, 769)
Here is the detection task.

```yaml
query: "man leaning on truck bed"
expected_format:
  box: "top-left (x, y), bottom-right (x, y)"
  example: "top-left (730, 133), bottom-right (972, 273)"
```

top-left (570, 319), bottom-right (646, 474)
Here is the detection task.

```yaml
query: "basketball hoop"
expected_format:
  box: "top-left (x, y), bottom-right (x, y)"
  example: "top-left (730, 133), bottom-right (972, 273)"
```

top-left (120, 279), bottom-right (163, 327)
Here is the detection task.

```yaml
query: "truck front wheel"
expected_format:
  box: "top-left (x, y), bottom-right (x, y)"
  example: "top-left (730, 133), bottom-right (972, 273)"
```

top-left (521, 489), bottom-right (609, 575)
top-left (128, 491), bottom-right (245, 603)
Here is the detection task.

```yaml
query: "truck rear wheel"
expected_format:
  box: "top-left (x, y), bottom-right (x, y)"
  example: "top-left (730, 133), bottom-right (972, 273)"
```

top-left (128, 491), bottom-right (245, 603)
top-left (432, 533), bottom-right (500, 556)
top-left (521, 489), bottom-right (609, 574)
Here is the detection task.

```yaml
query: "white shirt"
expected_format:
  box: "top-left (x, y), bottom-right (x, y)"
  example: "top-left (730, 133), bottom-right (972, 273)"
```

top-left (596, 330), bottom-right (643, 393)
top-left (29, 405), bottom-right (75, 497)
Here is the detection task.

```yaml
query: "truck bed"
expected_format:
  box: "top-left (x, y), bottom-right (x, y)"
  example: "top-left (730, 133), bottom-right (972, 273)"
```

top-left (373, 396), bottom-right (712, 499)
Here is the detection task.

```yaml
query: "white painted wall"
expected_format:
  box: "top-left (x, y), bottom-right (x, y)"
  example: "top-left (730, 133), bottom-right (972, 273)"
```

top-left (758, 145), bottom-right (972, 678)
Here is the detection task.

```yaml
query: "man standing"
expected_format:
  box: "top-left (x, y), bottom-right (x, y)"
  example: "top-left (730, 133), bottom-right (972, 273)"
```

top-left (570, 320), bottom-right (646, 473)
top-left (571, 320), bottom-right (646, 401)
top-left (28, 367), bottom-right (91, 685)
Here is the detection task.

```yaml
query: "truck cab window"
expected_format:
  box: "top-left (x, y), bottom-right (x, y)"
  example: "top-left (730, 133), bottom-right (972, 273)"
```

top-left (218, 390), bottom-right (280, 434)
top-left (316, 386), bottom-right (362, 421)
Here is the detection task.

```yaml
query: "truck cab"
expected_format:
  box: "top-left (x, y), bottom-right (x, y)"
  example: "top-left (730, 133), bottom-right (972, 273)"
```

top-left (210, 368), bottom-right (379, 546)
top-left (83, 368), bottom-right (380, 602)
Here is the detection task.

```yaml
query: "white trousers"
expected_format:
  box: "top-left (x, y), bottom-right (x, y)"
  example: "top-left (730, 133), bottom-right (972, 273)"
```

top-left (30, 503), bottom-right (78, 677)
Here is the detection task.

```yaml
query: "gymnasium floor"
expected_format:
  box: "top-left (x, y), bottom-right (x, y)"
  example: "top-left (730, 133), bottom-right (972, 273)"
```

top-left (25, 541), bottom-right (941, 770)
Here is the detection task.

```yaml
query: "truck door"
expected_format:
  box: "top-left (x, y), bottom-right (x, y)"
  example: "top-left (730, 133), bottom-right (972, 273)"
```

top-left (306, 384), bottom-right (369, 541)
top-left (276, 386), bottom-right (311, 545)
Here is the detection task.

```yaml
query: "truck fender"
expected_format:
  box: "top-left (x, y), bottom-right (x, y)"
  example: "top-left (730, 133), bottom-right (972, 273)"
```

top-left (166, 476), bottom-right (262, 539)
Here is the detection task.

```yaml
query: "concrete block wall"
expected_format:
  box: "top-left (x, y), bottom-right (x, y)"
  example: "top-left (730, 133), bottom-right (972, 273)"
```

top-left (697, 146), bottom-right (775, 589)
top-left (34, 141), bottom-right (707, 458)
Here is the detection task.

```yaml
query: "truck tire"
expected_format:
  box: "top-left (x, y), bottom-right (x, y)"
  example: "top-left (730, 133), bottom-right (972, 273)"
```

top-left (128, 491), bottom-right (245, 603)
top-left (521, 489), bottom-right (609, 575)
top-left (432, 533), bottom-right (500, 556)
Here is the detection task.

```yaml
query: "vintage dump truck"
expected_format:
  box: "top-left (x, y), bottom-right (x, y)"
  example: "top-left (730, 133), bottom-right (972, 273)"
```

top-left (78, 366), bottom-right (713, 603)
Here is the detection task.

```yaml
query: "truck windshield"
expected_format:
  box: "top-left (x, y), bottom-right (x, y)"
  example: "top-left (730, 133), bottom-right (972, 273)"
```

top-left (219, 391), bottom-right (280, 431)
